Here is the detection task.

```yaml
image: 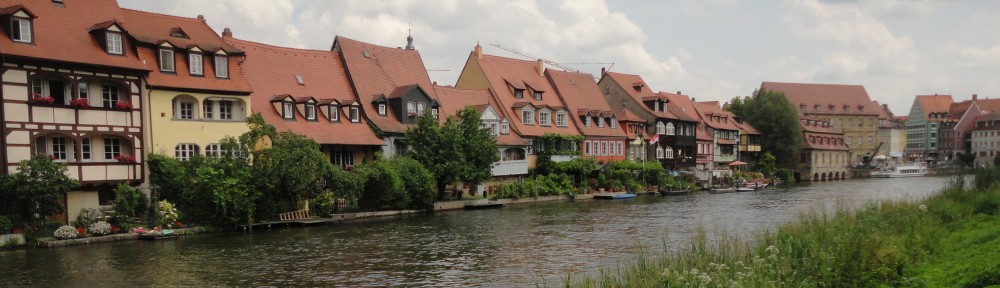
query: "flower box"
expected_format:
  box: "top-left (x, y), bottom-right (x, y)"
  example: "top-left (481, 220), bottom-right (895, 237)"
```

top-left (69, 98), bottom-right (90, 108)
top-left (114, 154), bottom-right (137, 164)
top-left (30, 94), bottom-right (55, 104)
top-left (408, 112), bottom-right (417, 117)
top-left (114, 101), bottom-right (133, 111)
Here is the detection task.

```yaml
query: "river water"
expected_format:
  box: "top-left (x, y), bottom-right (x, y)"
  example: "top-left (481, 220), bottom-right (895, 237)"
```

top-left (1, 176), bottom-right (952, 287)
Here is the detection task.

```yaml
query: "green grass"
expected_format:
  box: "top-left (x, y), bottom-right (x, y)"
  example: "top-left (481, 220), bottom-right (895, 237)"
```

top-left (572, 171), bottom-right (1000, 288)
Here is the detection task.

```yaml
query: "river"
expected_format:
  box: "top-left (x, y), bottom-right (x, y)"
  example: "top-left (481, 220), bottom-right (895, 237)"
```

top-left (1, 176), bottom-right (953, 287)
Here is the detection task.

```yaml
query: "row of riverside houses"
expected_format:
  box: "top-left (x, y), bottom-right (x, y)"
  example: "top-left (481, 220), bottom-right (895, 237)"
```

top-left (3, 0), bottom-right (948, 222)
top-left (906, 93), bottom-right (1000, 167)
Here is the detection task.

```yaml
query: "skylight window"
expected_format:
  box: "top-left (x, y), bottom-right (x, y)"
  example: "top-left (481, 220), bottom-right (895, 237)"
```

top-left (295, 75), bottom-right (304, 85)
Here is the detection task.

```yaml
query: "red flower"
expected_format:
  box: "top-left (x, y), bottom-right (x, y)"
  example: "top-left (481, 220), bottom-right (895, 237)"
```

top-left (114, 154), bottom-right (137, 163)
top-left (75, 227), bottom-right (86, 236)
top-left (30, 94), bottom-right (55, 104)
top-left (114, 101), bottom-right (133, 111)
top-left (70, 98), bottom-right (90, 107)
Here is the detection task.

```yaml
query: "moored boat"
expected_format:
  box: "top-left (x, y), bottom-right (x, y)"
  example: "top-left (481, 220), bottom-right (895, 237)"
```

top-left (659, 189), bottom-right (692, 196)
top-left (708, 188), bottom-right (736, 194)
top-left (594, 193), bottom-right (638, 200)
top-left (870, 165), bottom-right (927, 178)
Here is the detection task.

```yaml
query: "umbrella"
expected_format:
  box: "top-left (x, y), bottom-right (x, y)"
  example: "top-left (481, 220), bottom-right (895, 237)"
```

top-left (728, 161), bottom-right (747, 166)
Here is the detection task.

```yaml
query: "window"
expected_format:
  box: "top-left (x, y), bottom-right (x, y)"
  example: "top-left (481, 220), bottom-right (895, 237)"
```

top-left (597, 117), bottom-right (605, 128)
top-left (533, 91), bottom-right (542, 100)
top-left (81, 138), bottom-right (91, 160)
top-left (856, 137), bottom-right (862, 145)
top-left (602, 141), bottom-right (609, 156)
top-left (204, 100), bottom-right (214, 119)
top-left (332, 151), bottom-right (355, 167)
top-left (514, 89), bottom-right (524, 98)
top-left (50, 136), bottom-right (68, 160)
top-left (159, 48), bottom-right (175, 72)
top-left (219, 100), bottom-right (233, 120)
top-left (189, 53), bottom-right (203, 75)
top-left (177, 101), bottom-right (194, 119)
top-left (101, 84), bottom-right (119, 108)
top-left (417, 102), bottom-right (426, 116)
top-left (539, 110), bottom-right (551, 126)
top-left (106, 32), bottom-right (123, 55)
top-left (349, 106), bottom-right (360, 122)
top-left (656, 146), bottom-right (664, 159)
top-left (78, 82), bottom-right (89, 100)
top-left (11, 18), bottom-right (31, 43)
top-left (174, 144), bottom-right (198, 161)
top-left (214, 55), bottom-right (229, 78)
top-left (282, 102), bottom-right (294, 119)
top-left (328, 105), bottom-right (339, 121)
top-left (431, 108), bottom-right (439, 119)
top-left (205, 144), bottom-right (222, 158)
top-left (656, 122), bottom-right (665, 135)
top-left (584, 140), bottom-right (591, 155)
top-left (407, 101), bottom-right (416, 115)
top-left (556, 112), bottom-right (567, 127)
top-left (585, 116), bottom-right (592, 127)
top-left (868, 136), bottom-right (873, 144)
top-left (104, 137), bottom-right (122, 160)
top-left (617, 141), bottom-right (623, 156)
top-left (378, 103), bottom-right (386, 115)
top-left (501, 121), bottom-right (509, 134)
top-left (522, 109), bottom-right (535, 125)
top-left (305, 104), bottom-right (316, 120)
top-left (664, 145), bottom-right (673, 159)
top-left (610, 117), bottom-right (617, 129)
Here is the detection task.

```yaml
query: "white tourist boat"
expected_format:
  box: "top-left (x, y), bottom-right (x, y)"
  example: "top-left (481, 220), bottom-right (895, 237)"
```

top-left (870, 165), bottom-right (928, 178)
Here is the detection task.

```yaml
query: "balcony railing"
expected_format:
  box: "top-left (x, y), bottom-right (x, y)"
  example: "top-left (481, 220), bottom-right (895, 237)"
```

top-left (492, 160), bottom-right (528, 176)
top-left (550, 155), bottom-right (579, 162)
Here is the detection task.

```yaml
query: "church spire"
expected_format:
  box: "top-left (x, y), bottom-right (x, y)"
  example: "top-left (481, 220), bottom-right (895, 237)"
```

top-left (405, 24), bottom-right (415, 50)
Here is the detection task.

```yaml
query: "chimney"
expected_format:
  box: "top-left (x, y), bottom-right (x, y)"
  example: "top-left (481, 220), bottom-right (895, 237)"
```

top-left (222, 28), bottom-right (232, 39)
top-left (536, 59), bottom-right (545, 76)
top-left (677, 91), bottom-right (682, 95)
top-left (973, 93), bottom-right (978, 101)
top-left (474, 43), bottom-right (483, 60)
top-left (197, 15), bottom-right (205, 22)
top-left (601, 67), bottom-right (607, 77)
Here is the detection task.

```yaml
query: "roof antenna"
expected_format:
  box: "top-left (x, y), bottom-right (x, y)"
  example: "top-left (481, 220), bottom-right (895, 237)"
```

top-left (405, 23), bottom-right (415, 50)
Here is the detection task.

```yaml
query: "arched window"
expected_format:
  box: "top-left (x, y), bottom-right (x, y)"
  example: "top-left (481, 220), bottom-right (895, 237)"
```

top-left (664, 145), bottom-right (674, 159)
top-left (100, 135), bottom-right (133, 161)
top-left (656, 122), bottom-right (666, 135)
top-left (665, 122), bottom-right (675, 136)
top-left (172, 95), bottom-right (199, 119)
top-left (656, 146), bottom-right (664, 159)
top-left (99, 82), bottom-right (127, 109)
top-left (203, 98), bottom-right (246, 121)
top-left (30, 74), bottom-right (73, 105)
top-left (175, 144), bottom-right (199, 161)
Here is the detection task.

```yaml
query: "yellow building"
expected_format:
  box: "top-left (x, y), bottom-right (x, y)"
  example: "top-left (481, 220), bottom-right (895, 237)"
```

top-left (122, 10), bottom-right (253, 160)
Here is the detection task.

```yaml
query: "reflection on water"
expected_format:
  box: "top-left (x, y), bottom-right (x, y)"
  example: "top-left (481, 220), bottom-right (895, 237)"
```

top-left (1, 176), bottom-right (951, 287)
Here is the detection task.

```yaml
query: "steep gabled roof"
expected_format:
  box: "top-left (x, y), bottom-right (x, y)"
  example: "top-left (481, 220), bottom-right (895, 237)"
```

top-left (433, 85), bottom-right (528, 146)
top-left (913, 94), bottom-right (954, 121)
top-left (602, 72), bottom-right (681, 120)
top-left (335, 36), bottom-right (440, 134)
top-left (467, 51), bottom-right (580, 138)
top-left (225, 37), bottom-right (383, 146)
top-left (124, 10), bottom-right (251, 94)
top-left (800, 117), bottom-right (849, 151)
top-left (0, 0), bottom-right (147, 71)
top-left (762, 81), bottom-right (878, 116)
top-left (693, 101), bottom-right (740, 131)
top-left (546, 70), bottom-right (626, 139)
top-left (660, 92), bottom-right (701, 122)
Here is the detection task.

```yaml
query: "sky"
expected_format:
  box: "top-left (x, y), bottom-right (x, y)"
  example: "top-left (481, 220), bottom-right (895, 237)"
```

top-left (118, 0), bottom-right (1000, 115)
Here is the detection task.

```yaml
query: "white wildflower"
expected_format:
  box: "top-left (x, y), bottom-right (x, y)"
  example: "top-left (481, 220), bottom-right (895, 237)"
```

top-left (919, 204), bottom-right (928, 212)
top-left (698, 273), bottom-right (712, 284)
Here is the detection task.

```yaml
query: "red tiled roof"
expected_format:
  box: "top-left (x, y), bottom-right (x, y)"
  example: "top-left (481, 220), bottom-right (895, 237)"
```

top-left (469, 52), bottom-right (580, 138)
top-left (660, 92), bottom-right (701, 122)
top-left (602, 72), bottom-right (681, 121)
top-left (975, 98), bottom-right (1000, 114)
top-left (615, 108), bottom-right (646, 123)
top-left (335, 36), bottom-right (440, 134)
top-left (433, 85), bottom-right (528, 146)
top-left (946, 100), bottom-right (972, 121)
top-left (799, 117), bottom-right (849, 151)
top-left (736, 119), bottom-right (760, 134)
top-left (0, 0), bottom-right (148, 71)
top-left (972, 112), bottom-right (1000, 131)
top-left (546, 70), bottom-right (626, 139)
top-left (693, 101), bottom-right (740, 131)
top-left (121, 9), bottom-right (251, 94)
top-left (914, 94), bottom-right (954, 119)
top-left (762, 81), bottom-right (878, 116)
top-left (896, 116), bottom-right (908, 122)
top-left (224, 37), bottom-right (383, 146)
top-left (696, 125), bottom-right (712, 141)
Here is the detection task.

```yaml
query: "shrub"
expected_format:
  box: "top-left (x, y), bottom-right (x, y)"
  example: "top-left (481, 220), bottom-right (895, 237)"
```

top-left (390, 157), bottom-right (436, 210)
top-left (53, 225), bottom-right (78, 239)
top-left (326, 166), bottom-right (364, 212)
top-left (311, 190), bottom-right (338, 217)
top-left (72, 208), bottom-right (103, 229)
top-left (111, 184), bottom-right (146, 226)
top-left (88, 221), bottom-right (111, 235)
top-left (157, 200), bottom-right (179, 228)
top-left (356, 161), bottom-right (408, 211)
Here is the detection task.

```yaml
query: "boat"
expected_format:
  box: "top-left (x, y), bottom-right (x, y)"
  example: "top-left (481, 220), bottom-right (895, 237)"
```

top-left (594, 193), bottom-right (637, 200)
top-left (464, 200), bottom-right (505, 210)
top-left (659, 189), bottom-right (692, 196)
top-left (736, 187), bottom-right (755, 192)
top-left (137, 230), bottom-right (177, 241)
top-left (870, 165), bottom-right (928, 178)
top-left (708, 188), bottom-right (736, 194)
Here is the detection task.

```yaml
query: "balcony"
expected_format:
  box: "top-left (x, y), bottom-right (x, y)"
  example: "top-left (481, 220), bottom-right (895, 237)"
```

top-left (492, 160), bottom-right (528, 176)
top-left (549, 155), bottom-right (580, 162)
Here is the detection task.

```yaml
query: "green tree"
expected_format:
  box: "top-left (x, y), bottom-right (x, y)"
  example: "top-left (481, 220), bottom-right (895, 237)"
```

top-left (955, 152), bottom-right (975, 168)
top-left (406, 112), bottom-right (465, 199)
top-left (249, 131), bottom-right (331, 221)
top-left (756, 152), bottom-right (777, 178)
top-left (742, 89), bottom-right (802, 165)
top-left (454, 107), bottom-right (500, 191)
top-left (725, 96), bottom-right (748, 117)
top-left (0, 154), bottom-right (79, 228)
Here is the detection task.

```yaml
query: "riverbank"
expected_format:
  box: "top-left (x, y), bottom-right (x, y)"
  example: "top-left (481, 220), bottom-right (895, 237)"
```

top-left (573, 173), bottom-right (999, 287)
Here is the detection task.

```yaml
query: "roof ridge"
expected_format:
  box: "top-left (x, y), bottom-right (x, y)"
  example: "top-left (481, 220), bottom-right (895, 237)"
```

top-left (228, 37), bottom-right (336, 56)
top-left (120, 8), bottom-right (203, 23)
top-left (482, 53), bottom-right (539, 65)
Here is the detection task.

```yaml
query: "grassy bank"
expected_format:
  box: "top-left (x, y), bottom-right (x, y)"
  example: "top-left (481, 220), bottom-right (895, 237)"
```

top-left (574, 171), bottom-right (1000, 287)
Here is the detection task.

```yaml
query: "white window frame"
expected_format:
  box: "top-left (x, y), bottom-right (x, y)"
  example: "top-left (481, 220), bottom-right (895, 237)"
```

top-left (305, 104), bottom-right (317, 120)
top-left (159, 48), bottom-right (175, 72)
top-left (501, 121), bottom-right (509, 134)
top-left (656, 146), bottom-right (664, 159)
top-left (584, 140), bottom-right (591, 155)
top-left (205, 144), bottom-right (223, 158)
top-left (597, 117), bottom-right (605, 128)
top-left (282, 102), bottom-right (294, 119)
top-left (431, 108), bottom-right (439, 119)
top-left (417, 102), bottom-right (426, 116)
top-left (656, 122), bottom-right (665, 134)
top-left (176, 100), bottom-right (194, 119)
top-left (81, 138), bottom-right (92, 161)
top-left (214, 55), bottom-right (229, 78)
top-left (106, 32), bottom-right (123, 55)
top-left (539, 109), bottom-right (551, 126)
top-left (522, 109), bottom-right (535, 125)
top-left (174, 144), bottom-right (198, 161)
top-left (103, 137), bottom-right (122, 160)
top-left (556, 112), bottom-right (567, 127)
top-left (219, 100), bottom-right (233, 120)
top-left (349, 106), bottom-right (360, 123)
top-left (378, 103), bottom-right (386, 115)
top-left (101, 84), bottom-right (119, 108)
top-left (617, 141), bottom-right (623, 156)
top-left (11, 18), bottom-right (31, 43)
top-left (407, 101), bottom-right (416, 116)
top-left (610, 117), bottom-right (617, 129)
top-left (533, 91), bottom-right (542, 100)
top-left (189, 53), bottom-right (203, 75)
top-left (204, 100), bottom-right (214, 119)
top-left (514, 89), bottom-right (524, 99)
top-left (329, 105), bottom-right (340, 121)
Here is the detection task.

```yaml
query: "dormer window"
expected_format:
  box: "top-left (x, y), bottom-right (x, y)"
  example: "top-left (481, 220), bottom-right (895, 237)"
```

top-left (282, 102), bottom-right (293, 119)
top-left (431, 108), bottom-right (439, 119)
top-left (539, 109), bottom-right (551, 126)
top-left (305, 104), bottom-right (317, 120)
top-left (378, 103), bottom-right (386, 116)
top-left (189, 51), bottom-right (203, 75)
top-left (533, 91), bottom-right (543, 100)
top-left (514, 89), bottom-right (524, 99)
top-left (597, 117), bottom-right (605, 128)
top-left (417, 102), bottom-right (426, 116)
top-left (800, 104), bottom-right (806, 110)
top-left (610, 116), bottom-right (617, 129)
top-left (106, 31), bottom-right (123, 55)
top-left (555, 111), bottom-right (567, 127)
top-left (585, 116), bottom-right (592, 127)
top-left (521, 108), bottom-right (535, 125)
top-left (159, 48), bottom-right (175, 72)
top-left (11, 16), bottom-right (32, 43)
top-left (349, 105), bottom-right (360, 122)
top-left (214, 54), bottom-right (229, 78)
top-left (407, 101), bottom-right (416, 116)
top-left (501, 120), bottom-right (509, 134)
top-left (328, 105), bottom-right (340, 121)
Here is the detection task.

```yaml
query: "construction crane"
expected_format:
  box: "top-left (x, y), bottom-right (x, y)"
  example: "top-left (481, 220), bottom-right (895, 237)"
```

top-left (490, 43), bottom-right (585, 73)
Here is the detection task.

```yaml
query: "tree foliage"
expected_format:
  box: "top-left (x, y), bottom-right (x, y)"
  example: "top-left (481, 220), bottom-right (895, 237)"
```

top-left (740, 89), bottom-right (802, 165)
top-left (725, 95), bottom-right (748, 117)
top-left (406, 107), bottom-right (498, 199)
top-left (0, 154), bottom-right (79, 228)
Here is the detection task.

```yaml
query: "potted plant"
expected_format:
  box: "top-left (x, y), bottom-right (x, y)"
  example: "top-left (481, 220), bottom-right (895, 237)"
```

top-left (30, 94), bottom-right (55, 104)
top-left (0, 216), bottom-right (12, 234)
top-left (114, 154), bottom-right (137, 163)
top-left (69, 98), bottom-right (89, 108)
top-left (114, 101), bottom-right (133, 111)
